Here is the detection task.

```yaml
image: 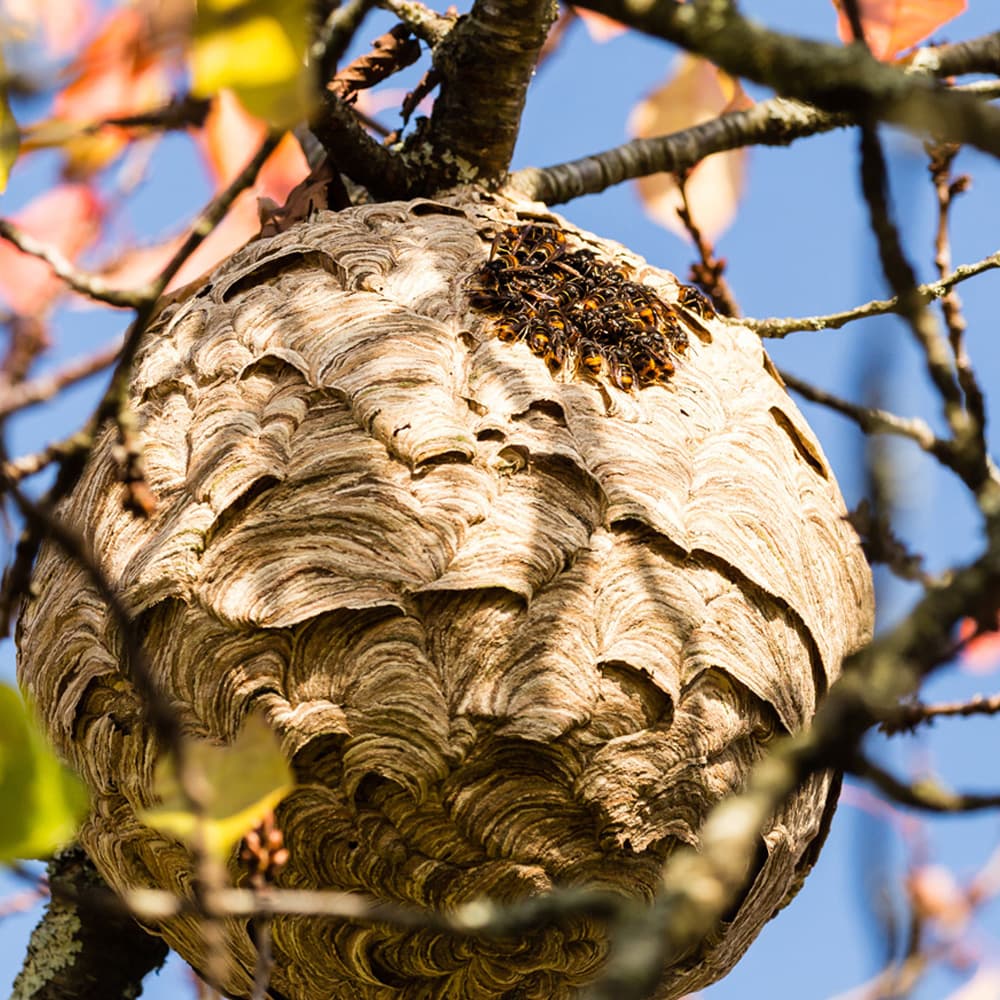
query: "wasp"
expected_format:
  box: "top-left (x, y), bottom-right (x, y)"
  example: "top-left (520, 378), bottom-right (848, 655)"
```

top-left (677, 284), bottom-right (714, 318)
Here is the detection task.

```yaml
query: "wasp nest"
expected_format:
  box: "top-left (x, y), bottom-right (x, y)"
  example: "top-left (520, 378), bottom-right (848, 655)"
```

top-left (17, 194), bottom-right (873, 999)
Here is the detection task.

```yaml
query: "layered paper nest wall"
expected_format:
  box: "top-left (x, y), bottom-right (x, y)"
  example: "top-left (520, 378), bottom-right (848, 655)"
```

top-left (18, 193), bottom-right (874, 999)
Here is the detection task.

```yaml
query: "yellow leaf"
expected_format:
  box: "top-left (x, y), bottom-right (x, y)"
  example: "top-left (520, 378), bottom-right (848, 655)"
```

top-left (628, 55), bottom-right (749, 243)
top-left (0, 55), bottom-right (20, 191)
top-left (140, 711), bottom-right (294, 859)
top-left (191, 0), bottom-right (313, 127)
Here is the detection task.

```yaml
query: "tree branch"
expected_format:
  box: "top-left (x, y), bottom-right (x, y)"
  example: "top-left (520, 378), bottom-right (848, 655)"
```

top-left (12, 846), bottom-right (167, 1000)
top-left (881, 693), bottom-right (1000, 734)
top-left (850, 753), bottom-right (1000, 813)
top-left (914, 31), bottom-right (1000, 78)
top-left (509, 96), bottom-right (851, 205)
top-left (739, 250), bottom-right (1000, 337)
top-left (414, 0), bottom-right (557, 189)
top-left (572, 2), bottom-right (1000, 162)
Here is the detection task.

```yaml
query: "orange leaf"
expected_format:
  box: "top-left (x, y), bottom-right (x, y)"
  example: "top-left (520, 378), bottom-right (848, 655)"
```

top-left (628, 55), bottom-right (749, 243)
top-left (42, 7), bottom-right (171, 175)
top-left (0, 184), bottom-right (102, 314)
top-left (833, 0), bottom-right (966, 61)
top-left (575, 9), bottom-right (626, 43)
top-left (907, 864), bottom-right (970, 932)
top-left (197, 90), bottom-right (308, 199)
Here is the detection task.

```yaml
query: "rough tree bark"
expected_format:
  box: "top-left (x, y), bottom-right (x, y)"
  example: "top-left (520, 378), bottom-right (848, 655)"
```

top-left (16, 189), bottom-right (873, 998)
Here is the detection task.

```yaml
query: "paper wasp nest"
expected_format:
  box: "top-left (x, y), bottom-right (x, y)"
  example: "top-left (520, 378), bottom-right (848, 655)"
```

top-left (18, 194), bottom-right (873, 999)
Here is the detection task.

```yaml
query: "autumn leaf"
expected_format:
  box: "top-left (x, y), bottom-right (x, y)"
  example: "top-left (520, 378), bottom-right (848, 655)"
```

top-left (0, 684), bottom-right (88, 861)
top-left (0, 184), bottom-right (103, 314)
top-left (575, 9), bottom-right (626, 43)
top-left (26, 7), bottom-right (171, 176)
top-left (956, 614), bottom-right (1000, 674)
top-left (628, 55), bottom-right (750, 243)
top-left (833, 0), bottom-right (967, 61)
top-left (139, 712), bottom-right (294, 859)
top-left (191, 0), bottom-right (313, 127)
top-left (907, 864), bottom-right (971, 932)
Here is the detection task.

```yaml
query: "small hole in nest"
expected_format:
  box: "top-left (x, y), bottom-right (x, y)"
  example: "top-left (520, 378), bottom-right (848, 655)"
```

top-left (466, 224), bottom-right (714, 390)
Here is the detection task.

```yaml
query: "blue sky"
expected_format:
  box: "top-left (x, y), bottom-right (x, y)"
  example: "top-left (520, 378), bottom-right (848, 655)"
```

top-left (2, 1), bottom-right (1000, 997)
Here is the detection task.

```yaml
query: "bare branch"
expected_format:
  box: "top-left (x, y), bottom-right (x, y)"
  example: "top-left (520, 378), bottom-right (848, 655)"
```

top-left (311, 0), bottom-right (379, 83)
top-left (509, 96), bottom-right (851, 204)
top-left (0, 219), bottom-right (145, 309)
top-left (377, 0), bottom-right (456, 46)
top-left (915, 30), bottom-right (1000, 78)
top-left (850, 754), bottom-right (1000, 813)
top-left (740, 250), bottom-right (1000, 337)
top-left (0, 339), bottom-right (121, 418)
top-left (778, 370), bottom-right (948, 461)
top-left (881, 693), bottom-right (1000, 734)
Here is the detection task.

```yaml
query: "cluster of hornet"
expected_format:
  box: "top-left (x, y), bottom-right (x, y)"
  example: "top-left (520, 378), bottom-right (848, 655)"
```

top-left (467, 223), bottom-right (714, 390)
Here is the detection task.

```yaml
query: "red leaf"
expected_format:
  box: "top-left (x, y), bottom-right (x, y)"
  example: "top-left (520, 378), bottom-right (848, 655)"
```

top-left (0, 184), bottom-right (102, 314)
top-left (957, 615), bottom-right (1000, 675)
top-left (628, 56), bottom-right (749, 242)
top-left (833, 0), bottom-right (967, 60)
top-left (44, 7), bottom-right (171, 175)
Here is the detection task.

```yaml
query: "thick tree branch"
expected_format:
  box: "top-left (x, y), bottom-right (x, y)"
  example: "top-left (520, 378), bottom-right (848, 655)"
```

top-left (509, 96), bottom-right (850, 204)
top-left (572, 3), bottom-right (1000, 162)
top-left (413, 0), bottom-right (558, 189)
top-left (311, 94), bottom-right (410, 197)
top-left (915, 31), bottom-right (1000, 78)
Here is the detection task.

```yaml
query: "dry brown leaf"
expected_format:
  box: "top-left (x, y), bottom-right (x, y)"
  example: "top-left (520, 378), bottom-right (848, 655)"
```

top-left (628, 55), bottom-right (749, 243)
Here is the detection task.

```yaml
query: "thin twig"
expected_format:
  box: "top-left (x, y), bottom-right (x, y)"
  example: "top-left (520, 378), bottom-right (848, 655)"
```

top-left (0, 219), bottom-right (145, 309)
top-left (376, 0), bottom-right (456, 46)
top-left (778, 370), bottom-right (949, 462)
top-left (740, 251), bottom-right (1000, 338)
top-left (0, 339), bottom-right (121, 418)
top-left (570, 4), bottom-right (1000, 162)
top-left (927, 142), bottom-right (986, 453)
top-left (850, 753), bottom-right (1000, 813)
top-left (675, 171), bottom-right (740, 317)
top-left (880, 693), bottom-right (1000, 734)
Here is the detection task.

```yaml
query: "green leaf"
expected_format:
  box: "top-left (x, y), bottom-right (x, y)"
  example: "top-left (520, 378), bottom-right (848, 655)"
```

top-left (140, 712), bottom-right (294, 860)
top-left (191, 0), bottom-right (313, 127)
top-left (0, 52), bottom-right (21, 191)
top-left (0, 685), bottom-right (88, 861)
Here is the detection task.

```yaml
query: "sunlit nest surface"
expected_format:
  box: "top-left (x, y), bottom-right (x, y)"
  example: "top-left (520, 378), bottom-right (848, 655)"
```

top-left (17, 192), bottom-right (874, 999)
